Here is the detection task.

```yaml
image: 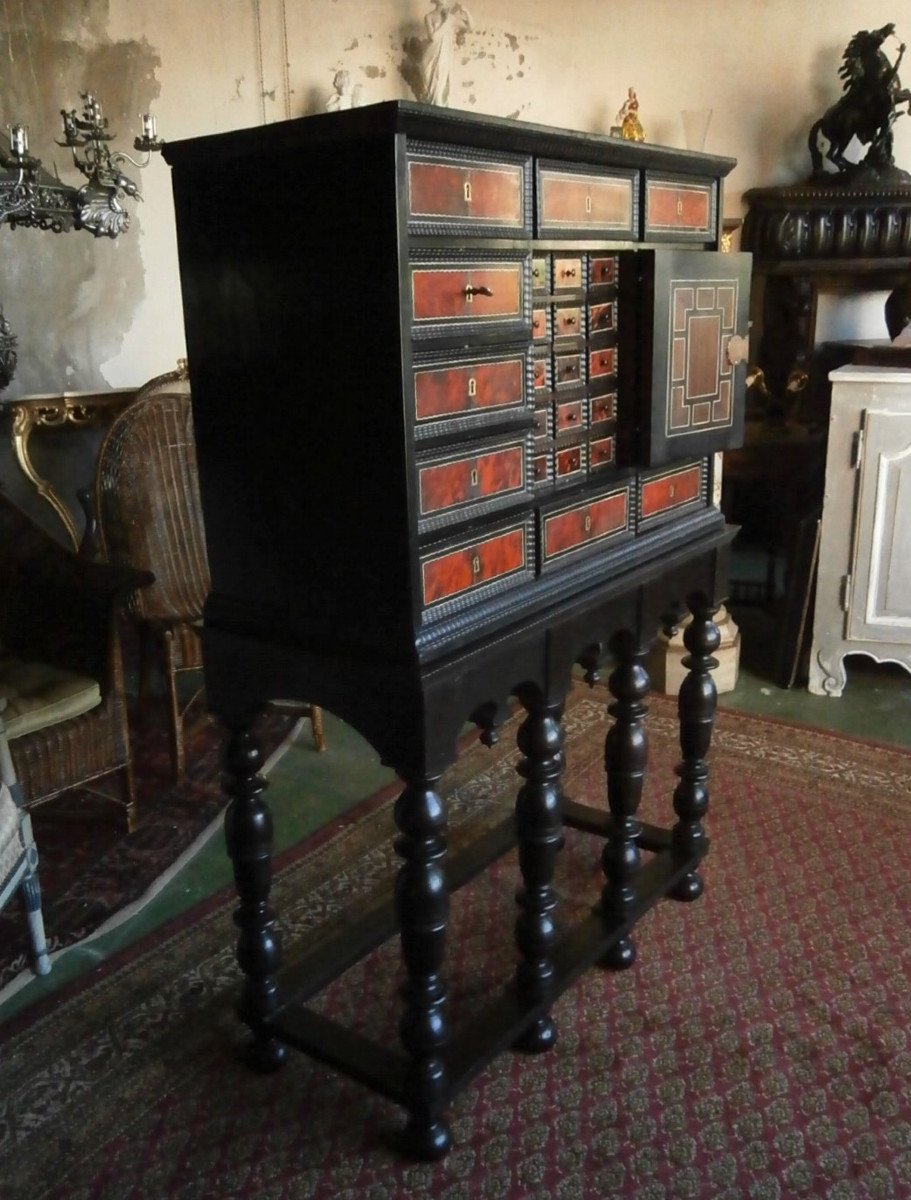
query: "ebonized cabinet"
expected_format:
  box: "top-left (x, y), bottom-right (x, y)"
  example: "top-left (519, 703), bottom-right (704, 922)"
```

top-left (164, 102), bottom-right (749, 1161)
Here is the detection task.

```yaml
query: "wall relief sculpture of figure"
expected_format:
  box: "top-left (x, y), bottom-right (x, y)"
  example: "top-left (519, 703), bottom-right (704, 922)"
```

top-left (0, 307), bottom-right (17, 393)
top-left (419, 1), bottom-right (473, 107)
top-left (808, 22), bottom-right (911, 183)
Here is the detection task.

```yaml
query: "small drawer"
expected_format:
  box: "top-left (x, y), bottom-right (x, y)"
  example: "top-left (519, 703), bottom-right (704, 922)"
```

top-left (555, 441), bottom-right (586, 481)
top-left (554, 304), bottom-right (583, 338)
top-left (540, 484), bottom-right (631, 566)
top-left (533, 354), bottom-right (551, 392)
top-left (589, 255), bottom-right (619, 287)
top-left (588, 434), bottom-right (615, 470)
top-left (418, 436), bottom-right (529, 522)
top-left (644, 176), bottom-right (716, 239)
top-left (421, 520), bottom-right (531, 609)
top-left (638, 461), bottom-right (705, 527)
top-left (554, 352), bottom-right (585, 388)
top-left (532, 443), bottom-right (553, 486)
top-left (589, 346), bottom-right (617, 379)
top-left (407, 143), bottom-right (531, 235)
top-left (531, 256), bottom-right (551, 291)
top-left (537, 163), bottom-right (638, 237)
top-left (590, 392), bottom-right (616, 425)
top-left (588, 301), bottom-right (615, 335)
top-left (531, 306), bottom-right (550, 342)
top-left (413, 351), bottom-right (527, 426)
top-left (555, 398), bottom-right (584, 433)
top-left (532, 405), bottom-right (552, 437)
top-left (553, 257), bottom-right (584, 290)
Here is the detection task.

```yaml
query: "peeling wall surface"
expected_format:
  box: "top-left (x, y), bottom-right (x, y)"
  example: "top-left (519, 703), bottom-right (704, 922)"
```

top-left (1, 0), bottom-right (909, 407)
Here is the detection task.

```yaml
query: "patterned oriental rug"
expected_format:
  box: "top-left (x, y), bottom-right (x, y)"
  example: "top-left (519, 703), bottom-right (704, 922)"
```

top-left (3, 687), bottom-right (911, 1199)
top-left (0, 704), bottom-right (297, 992)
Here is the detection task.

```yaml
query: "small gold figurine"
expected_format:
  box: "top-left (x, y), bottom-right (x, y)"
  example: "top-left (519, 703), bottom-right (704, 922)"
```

top-left (615, 87), bottom-right (645, 142)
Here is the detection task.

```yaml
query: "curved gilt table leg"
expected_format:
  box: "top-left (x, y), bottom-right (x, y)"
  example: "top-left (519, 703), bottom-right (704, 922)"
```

top-left (11, 404), bottom-right (80, 548)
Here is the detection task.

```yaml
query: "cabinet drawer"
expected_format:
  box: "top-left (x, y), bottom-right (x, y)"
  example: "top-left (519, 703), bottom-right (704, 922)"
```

top-left (413, 351), bottom-right (527, 427)
top-left (554, 351), bottom-right (584, 388)
top-left (555, 441), bottom-right (585, 481)
top-left (532, 306), bottom-right (550, 342)
top-left (418, 436), bottom-right (529, 522)
top-left (590, 392), bottom-right (616, 425)
top-left (589, 255), bottom-right (619, 287)
top-left (554, 304), bottom-right (583, 338)
top-left (555, 398), bottom-right (584, 433)
top-left (421, 521), bottom-right (531, 608)
top-left (588, 301), bottom-right (615, 335)
top-left (540, 485), bottom-right (631, 565)
top-left (407, 145), bottom-right (531, 235)
top-left (537, 163), bottom-right (637, 237)
top-left (638, 461), bottom-right (705, 526)
top-left (644, 176), bottom-right (716, 239)
top-left (589, 434), bottom-right (615, 470)
top-left (410, 254), bottom-right (529, 338)
top-left (589, 346), bottom-right (617, 379)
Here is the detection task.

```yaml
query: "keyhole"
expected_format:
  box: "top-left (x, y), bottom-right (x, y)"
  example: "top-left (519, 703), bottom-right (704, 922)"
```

top-left (676, 196), bottom-right (683, 216)
top-left (467, 376), bottom-right (477, 397)
top-left (472, 554), bottom-right (481, 575)
top-left (584, 513), bottom-right (592, 532)
top-left (585, 195), bottom-right (592, 213)
top-left (464, 180), bottom-right (472, 203)
top-left (470, 468), bottom-right (479, 487)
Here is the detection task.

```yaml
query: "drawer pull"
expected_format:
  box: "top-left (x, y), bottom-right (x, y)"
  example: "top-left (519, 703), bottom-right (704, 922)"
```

top-left (560, 266), bottom-right (577, 279)
top-left (470, 468), bottom-right (479, 486)
top-left (567, 410), bottom-right (577, 421)
top-left (563, 315), bottom-right (576, 326)
top-left (464, 284), bottom-right (494, 299)
top-left (464, 180), bottom-right (472, 202)
top-left (472, 554), bottom-right (481, 575)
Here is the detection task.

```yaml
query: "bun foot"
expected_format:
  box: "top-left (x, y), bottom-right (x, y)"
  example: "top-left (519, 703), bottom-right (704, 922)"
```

top-left (513, 1015), bottom-right (558, 1054)
top-left (399, 1115), bottom-right (453, 1161)
top-left (670, 871), bottom-right (704, 902)
top-left (602, 934), bottom-right (636, 970)
top-left (242, 1035), bottom-right (288, 1073)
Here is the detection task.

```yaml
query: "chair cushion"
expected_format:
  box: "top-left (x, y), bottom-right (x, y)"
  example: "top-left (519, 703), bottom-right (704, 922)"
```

top-left (0, 656), bottom-right (101, 740)
top-left (0, 782), bottom-right (24, 888)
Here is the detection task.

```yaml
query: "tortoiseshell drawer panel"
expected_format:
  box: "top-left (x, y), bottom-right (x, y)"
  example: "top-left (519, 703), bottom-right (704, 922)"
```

top-left (644, 177), bottom-right (716, 238)
top-left (588, 435), bottom-right (615, 470)
top-left (410, 253), bottom-right (530, 339)
top-left (421, 521), bottom-right (531, 608)
top-left (590, 392), bottom-right (616, 425)
top-left (414, 353), bottom-right (526, 424)
top-left (589, 346), bottom-right (618, 379)
top-left (418, 438), bottom-right (528, 519)
top-left (589, 255), bottom-right (619, 287)
top-left (537, 164), bottom-right (638, 237)
top-left (638, 461), bottom-right (705, 526)
top-left (555, 442), bottom-right (585, 481)
top-left (588, 301), bottom-right (615, 335)
top-left (555, 398), bottom-right (584, 434)
top-left (541, 485), bottom-right (631, 565)
top-left (407, 143), bottom-right (531, 236)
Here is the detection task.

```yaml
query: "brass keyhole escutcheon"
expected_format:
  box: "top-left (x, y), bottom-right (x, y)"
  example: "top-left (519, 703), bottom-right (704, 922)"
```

top-left (585, 195), bottom-right (592, 213)
top-left (584, 513), bottom-right (592, 532)
top-left (464, 180), bottom-right (472, 203)
top-left (470, 468), bottom-right (479, 487)
top-left (669, 483), bottom-right (677, 499)
top-left (472, 554), bottom-right (481, 575)
top-left (467, 376), bottom-right (477, 397)
top-left (676, 196), bottom-right (684, 216)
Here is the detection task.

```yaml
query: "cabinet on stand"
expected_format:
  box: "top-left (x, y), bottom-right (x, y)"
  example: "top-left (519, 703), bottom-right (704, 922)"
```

top-left (164, 102), bottom-right (750, 1160)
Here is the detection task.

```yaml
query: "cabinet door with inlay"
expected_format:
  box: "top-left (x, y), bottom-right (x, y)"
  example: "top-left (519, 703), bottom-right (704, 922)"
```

top-left (621, 250), bottom-right (750, 467)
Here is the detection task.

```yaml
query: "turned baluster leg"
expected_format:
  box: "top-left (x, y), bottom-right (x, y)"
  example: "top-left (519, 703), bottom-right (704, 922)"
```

top-left (223, 716), bottom-right (287, 1072)
top-left (512, 694), bottom-right (565, 1053)
top-left (394, 774), bottom-right (451, 1161)
top-left (671, 592), bottom-right (720, 902)
top-left (601, 630), bottom-right (649, 970)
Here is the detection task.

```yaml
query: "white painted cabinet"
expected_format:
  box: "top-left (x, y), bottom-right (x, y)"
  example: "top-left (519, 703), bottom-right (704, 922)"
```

top-left (809, 365), bottom-right (911, 695)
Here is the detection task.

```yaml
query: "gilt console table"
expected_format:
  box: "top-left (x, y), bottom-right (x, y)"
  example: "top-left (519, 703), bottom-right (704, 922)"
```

top-left (0, 387), bottom-right (136, 547)
top-left (164, 101), bottom-right (749, 1160)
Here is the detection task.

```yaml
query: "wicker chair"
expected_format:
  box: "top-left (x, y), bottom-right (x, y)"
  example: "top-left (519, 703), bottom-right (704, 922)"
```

top-left (95, 387), bottom-right (325, 780)
top-left (0, 492), bottom-right (146, 831)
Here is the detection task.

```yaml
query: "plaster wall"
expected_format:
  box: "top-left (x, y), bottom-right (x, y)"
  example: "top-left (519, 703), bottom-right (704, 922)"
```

top-left (2, 1), bottom-right (909, 397)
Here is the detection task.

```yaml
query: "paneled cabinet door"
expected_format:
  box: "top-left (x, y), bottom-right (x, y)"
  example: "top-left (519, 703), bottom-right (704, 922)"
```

top-left (623, 250), bottom-right (751, 467)
top-left (846, 409), bottom-right (911, 644)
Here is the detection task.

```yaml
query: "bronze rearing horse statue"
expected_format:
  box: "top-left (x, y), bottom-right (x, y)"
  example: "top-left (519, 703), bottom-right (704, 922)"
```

top-left (808, 23), bottom-right (911, 178)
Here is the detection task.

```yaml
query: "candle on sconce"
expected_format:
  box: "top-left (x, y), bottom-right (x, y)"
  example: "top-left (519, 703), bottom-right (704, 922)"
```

top-left (9, 124), bottom-right (28, 157)
top-left (141, 113), bottom-right (157, 140)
